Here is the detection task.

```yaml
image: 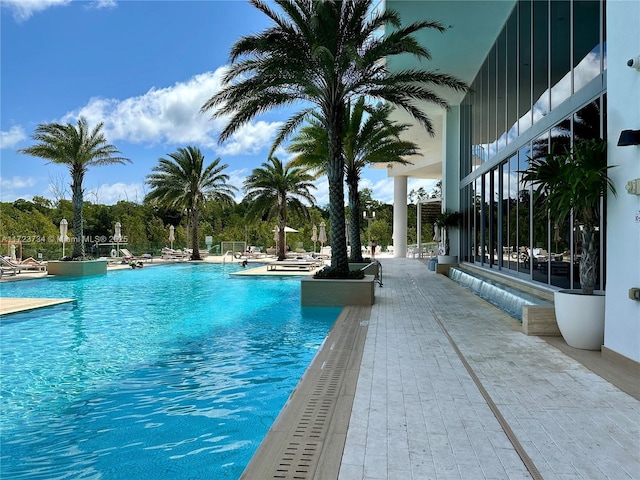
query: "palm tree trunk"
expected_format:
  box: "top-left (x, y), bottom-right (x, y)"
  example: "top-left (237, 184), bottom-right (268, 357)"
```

top-left (71, 172), bottom-right (84, 259)
top-left (327, 149), bottom-right (349, 278)
top-left (347, 182), bottom-right (363, 262)
top-left (579, 226), bottom-right (597, 295)
top-left (278, 199), bottom-right (286, 261)
top-left (191, 207), bottom-right (201, 261)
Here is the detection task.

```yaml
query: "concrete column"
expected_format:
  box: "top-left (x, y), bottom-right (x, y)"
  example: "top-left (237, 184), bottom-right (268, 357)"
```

top-left (393, 176), bottom-right (408, 258)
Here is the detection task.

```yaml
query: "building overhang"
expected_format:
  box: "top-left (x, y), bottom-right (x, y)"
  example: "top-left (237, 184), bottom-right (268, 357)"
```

top-left (382, 0), bottom-right (515, 180)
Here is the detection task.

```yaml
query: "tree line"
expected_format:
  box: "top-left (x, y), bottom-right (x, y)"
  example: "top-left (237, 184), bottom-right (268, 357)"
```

top-left (0, 189), bottom-right (400, 262)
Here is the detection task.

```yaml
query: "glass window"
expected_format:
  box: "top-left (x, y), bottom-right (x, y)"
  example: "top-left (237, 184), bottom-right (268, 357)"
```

top-left (472, 68), bottom-right (486, 165)
top-left (550, 0), bottom-right (571, 108)
top-left (532, 0), bottom-right (549, 123)
top-left (531, 131), bottom-right (550, 286)
top-left (474, 177), bottom-right (482, 263)
top-left (496, 29), bottom-right (507, 154)
top-left (518, 1), bottom-right (532, 134)
top-left (517, 145), bottom-right (531, 276)
top-left (574, 0), bottom-right (602, 92)
top-left (460, 100), bottom-right (470, 177)
top-left (487, 46), bottom-right (497, 160)
top-left (506, 10), bottom-right (518, 144)
top-left (507, 155), bottom-right (519, 272)
top-left (491, 168), bottom-right (500, 267)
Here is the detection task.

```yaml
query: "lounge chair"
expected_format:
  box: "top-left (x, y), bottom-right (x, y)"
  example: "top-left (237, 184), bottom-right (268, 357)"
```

top-left (4, 257), bottom-right (47, 272)
top-left (267, 259), bottom-right (321, 271)
top-left (119, 248), bottom-right (136, 260)
top-left (161, 248), bottom-right (190, 261)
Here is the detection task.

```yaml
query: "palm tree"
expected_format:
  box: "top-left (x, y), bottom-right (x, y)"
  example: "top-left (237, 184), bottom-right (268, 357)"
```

top-left (288, 98), bottom-right (419, 261)
top-left (145, 146), bottom-right (236, 260)
top-left (243, 157), bottom-right (316, 261)
top-left (202, 0), bottom-right (467, 276)
top-left (18, 117), bottom-right (130, 259)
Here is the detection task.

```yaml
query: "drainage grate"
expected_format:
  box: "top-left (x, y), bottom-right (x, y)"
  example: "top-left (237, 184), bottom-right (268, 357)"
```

top-left (241, 306), bottom-right (370, 480)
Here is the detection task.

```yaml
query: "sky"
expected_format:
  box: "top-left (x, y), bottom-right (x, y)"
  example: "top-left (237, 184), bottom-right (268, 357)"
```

top-left (0, 0), bottom-right (438, 207)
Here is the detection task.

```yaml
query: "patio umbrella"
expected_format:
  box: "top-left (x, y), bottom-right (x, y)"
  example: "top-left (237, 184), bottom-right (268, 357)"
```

top-left (311, 225), bottom-right (318, 253)
top-left (114, 222), bottom-right (122, 256)
top-left (59, 219), bottom-right (69, 257)
top-left (9, 244), bottom-right (16, 262)
top-left (169, 225), bottom-right (175, 250)
top-left (273, 226), bottom-right (298, 249)
top-left (433, 223), bottom-right (441, 243)
top-left (318, 222), bottom-right (327, 248)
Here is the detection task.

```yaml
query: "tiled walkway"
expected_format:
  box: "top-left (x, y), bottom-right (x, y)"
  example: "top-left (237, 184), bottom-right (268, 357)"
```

top-left (338, 258), bottom-right (640, 480)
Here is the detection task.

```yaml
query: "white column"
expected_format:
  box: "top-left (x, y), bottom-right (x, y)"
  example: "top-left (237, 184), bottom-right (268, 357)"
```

top-left (393, 176), bottom-right (408, 258)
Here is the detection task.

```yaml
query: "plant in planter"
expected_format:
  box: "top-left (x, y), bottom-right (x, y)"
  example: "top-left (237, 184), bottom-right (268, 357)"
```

top-left (435, 210), bottom-right (461, 263)
top-left (520, 138), bottom-right (616, 349)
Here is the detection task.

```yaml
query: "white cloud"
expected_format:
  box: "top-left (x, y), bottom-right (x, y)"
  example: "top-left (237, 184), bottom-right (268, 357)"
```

top-left (0, 175), bottom-right (40, 202)
top-left (1, 0), bottom-right (71, 22)
top-left (226, 168), bottom-right (249, 200)
top-left (85, 182), bottom-right (146, 205)
top-left (0, 125), bottom-right (27, 149)
top-left (219, 121), bottom-right (283, 156)
top-left (88, 0), bottom-right (116, 10)
top-left (1, 175), bottom-right (37, 190)
top-left (60, 69), bottom-right (283, 157)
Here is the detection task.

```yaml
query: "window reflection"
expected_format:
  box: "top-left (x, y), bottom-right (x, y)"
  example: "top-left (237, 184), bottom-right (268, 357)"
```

top-left (550, 0), bottom-right (571, 108)
top-left (459, 1), bottom-right (605, 287)
top-left (574, 0), bottom-right (602, 91)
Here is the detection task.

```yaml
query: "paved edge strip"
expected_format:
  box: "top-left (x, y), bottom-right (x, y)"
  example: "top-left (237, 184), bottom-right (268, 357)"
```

top-left (240, 305), bottom-right (370, 480)
top-left (0, 298), bottom-right (75, 316)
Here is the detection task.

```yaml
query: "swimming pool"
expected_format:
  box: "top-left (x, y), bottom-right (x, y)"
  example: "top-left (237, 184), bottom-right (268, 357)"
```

top-left (0, 263), bottom-right (341, 479)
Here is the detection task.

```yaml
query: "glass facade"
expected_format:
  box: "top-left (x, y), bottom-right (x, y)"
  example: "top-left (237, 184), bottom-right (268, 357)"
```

top-left (460, 0), bottom-right (606, 290)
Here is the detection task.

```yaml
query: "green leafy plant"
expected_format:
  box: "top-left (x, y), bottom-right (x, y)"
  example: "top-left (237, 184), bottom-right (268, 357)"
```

top-left (435, 210), bottom-right (461, 255)
top-left (520, 138), bottom-right (616, 294)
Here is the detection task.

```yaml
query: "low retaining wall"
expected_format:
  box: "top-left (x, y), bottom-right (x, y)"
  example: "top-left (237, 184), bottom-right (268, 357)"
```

top-left (300, 276), bottom-right (375, 306)
top-left (46, 260), bottom-right (108, 277)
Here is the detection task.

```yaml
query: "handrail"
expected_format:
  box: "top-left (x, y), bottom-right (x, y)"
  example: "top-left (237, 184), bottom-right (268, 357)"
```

top-left (359, 260), bottom-right (383, 287)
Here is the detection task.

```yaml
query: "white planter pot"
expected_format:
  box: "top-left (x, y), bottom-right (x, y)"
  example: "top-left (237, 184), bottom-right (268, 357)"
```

top-left (554, 289), bottom-right (605, 350)
top-left (437, 255), bottom-right (458, 265)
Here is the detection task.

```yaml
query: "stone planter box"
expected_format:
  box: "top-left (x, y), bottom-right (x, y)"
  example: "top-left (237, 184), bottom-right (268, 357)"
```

top-left (301, 275), bottom-right (375, 306)
top-left (46, 260), bottom-right (108, 277)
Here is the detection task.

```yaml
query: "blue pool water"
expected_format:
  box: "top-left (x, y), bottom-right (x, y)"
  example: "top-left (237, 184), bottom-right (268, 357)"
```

top-left (0, 263), bottom-right (340, 479)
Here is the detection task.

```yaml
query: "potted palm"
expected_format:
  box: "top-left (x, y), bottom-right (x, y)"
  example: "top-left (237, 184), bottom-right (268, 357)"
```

top-left (435, 210), bottom-right (461, 265)
top-left (521, 138), bottom-right (616, 350)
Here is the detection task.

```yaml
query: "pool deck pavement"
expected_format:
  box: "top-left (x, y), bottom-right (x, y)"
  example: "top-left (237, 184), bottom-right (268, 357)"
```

top-left (244, 257), bottom-right (640, 480)
top-left (2, 256), bottom-right (638, 479)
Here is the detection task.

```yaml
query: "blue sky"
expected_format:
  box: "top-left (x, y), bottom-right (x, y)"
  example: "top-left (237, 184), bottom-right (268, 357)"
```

top-left (1, 0), bottom-right (436, 206)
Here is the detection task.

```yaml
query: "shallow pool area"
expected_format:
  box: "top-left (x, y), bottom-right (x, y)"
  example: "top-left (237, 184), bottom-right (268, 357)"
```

top-left (0, 263), bottom-right (341, 479)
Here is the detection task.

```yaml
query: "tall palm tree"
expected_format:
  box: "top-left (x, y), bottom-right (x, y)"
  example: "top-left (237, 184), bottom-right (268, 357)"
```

top-left (243, 157), bottom-right (316, 261)
top-left (145, 146), bottom-right (236, 260)
top-left (18, 117), bottom-right (130, 259)
top-left (202, 0), bottom-right (467, 276)
top-left (288, 98), bottom-right (419, 261)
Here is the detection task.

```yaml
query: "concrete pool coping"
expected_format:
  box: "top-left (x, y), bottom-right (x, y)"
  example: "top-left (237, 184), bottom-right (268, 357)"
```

top-left (0, 297), bottom-right (75, 315)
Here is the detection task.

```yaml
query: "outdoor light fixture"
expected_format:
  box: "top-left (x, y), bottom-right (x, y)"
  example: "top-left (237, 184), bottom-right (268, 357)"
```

top-left (617, 129), bottom-right (640, 146)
